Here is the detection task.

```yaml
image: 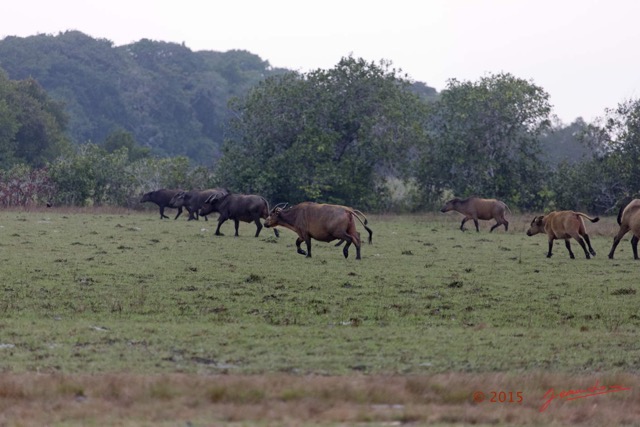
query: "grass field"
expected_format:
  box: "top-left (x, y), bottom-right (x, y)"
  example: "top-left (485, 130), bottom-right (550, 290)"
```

top-left (0, 207), bottom-right (638, 426)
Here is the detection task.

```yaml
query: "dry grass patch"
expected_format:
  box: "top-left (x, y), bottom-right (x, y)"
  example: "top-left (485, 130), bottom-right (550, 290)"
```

top-left (0, 372), bottom-right (638, 426)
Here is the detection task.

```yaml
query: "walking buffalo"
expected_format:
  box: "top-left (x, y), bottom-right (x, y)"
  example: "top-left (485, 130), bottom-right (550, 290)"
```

top-left (140, 189), bottom-right (184, 220)
top-left (169, 189), bottom-right (225, 221)
top-left (526, 211), bottom-right (599, 259)
top-left (608, 199), bottom-right (640, 259)
top-left (440, 197), bottom-right (510, 232)
top-left (264, 202), bottom-right (368, 259)
top-left (198, 191), bottom-right (280, 238)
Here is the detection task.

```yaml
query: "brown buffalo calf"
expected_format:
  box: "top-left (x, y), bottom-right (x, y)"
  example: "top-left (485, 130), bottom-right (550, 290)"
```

top-left (440, 197), bottom-right (510, 232)
top-left (608, 199), bottom-right (640, 260)
top-left (526, 211), bottom-right (599, 259)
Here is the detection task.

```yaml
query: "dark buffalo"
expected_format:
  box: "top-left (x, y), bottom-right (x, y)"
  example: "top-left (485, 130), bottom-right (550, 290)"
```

top-left (170, 189), bottom-right (225, 221)
top-left (198, 191), bottom-right (280, 238)
top-left (140, 189), bottom-right (184, 219)
top-left (264, 202), bottom-right (369, 259)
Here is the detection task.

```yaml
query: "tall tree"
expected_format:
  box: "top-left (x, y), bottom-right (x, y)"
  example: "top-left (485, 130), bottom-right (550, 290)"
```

top-left (0, 71), bottom-right (19, 167)
top-left (217, 56), bottom-right (429, 209)
top-left (538, 117), bottom-right (595, 168)
top-left (557, 98), bottom-right (640, 213)
top-left (414, 73), bottom-right (552, 209)
top-left (0, 70), bottom-right (70, 168)
top-left (103, 128), bottom-right (150, 161)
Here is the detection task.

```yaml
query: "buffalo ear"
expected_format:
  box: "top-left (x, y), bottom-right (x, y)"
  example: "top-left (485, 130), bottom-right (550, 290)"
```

top-left (535, 216), bottom-right (544, 226)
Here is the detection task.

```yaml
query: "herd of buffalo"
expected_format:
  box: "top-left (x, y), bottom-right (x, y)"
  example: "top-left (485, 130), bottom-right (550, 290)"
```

top-left (141, 189), bottom-right (640, 261)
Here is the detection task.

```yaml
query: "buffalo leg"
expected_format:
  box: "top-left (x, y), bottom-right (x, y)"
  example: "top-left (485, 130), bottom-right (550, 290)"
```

top-left (460, 217), bottom-right (469, 232)
top-left (583, 233), bottom-right (596, 256)
top-left (575, 237), bottom-right (590, 259)
top-left (342, 232), bottom-right (361, 260)
top-left (215, 217), bottom-right (227, 236)
top-left (353, 237), bottom-right (361, 260)
top-left (174, 207), bottom-right (183, 220)
top-left (295, 238), bottom-right (307, 256)
top-left (304, 237), bottom-right (312, 258)
top-left (547, 240), bottom-right (554, 258)
top-left (342, 238), bottom-right (351, 259)
top-left (473, 219), bottom-right (480, 232)
top-left (253, 219), bottom-right (262, 237)
top-left (609, 226), bottom-right (630, 259)
top-left (159, 206), bottom-right (169, 219)
top-left (564, 240), bottom-right (576, 259)
top-left (234, 219), bottom-right (240, 237)
top-left (490, 219), bottom-right (508, 232)
top-left (632, 235), bottom-right (639, 260)
top-left (608, 237), bottom-right (621, 259)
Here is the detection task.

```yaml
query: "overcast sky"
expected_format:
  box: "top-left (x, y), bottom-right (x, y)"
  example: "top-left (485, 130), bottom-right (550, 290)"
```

top-left (3, 0), bottom-right (639, 124)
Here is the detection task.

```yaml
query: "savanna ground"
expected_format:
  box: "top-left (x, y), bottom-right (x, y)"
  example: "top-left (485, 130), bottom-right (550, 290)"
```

top-left (0, 207), bottom-right (639, 426)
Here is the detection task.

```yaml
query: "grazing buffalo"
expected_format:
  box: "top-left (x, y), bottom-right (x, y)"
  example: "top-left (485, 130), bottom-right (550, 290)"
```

top-left (440, 197), bottom-right (510, 232)
top-left (169, 189), bottom-right (225, 221)
top-left (264, 202), bottom-right (368, 259)
top-left (198, 191), bottom-right (280, 238)
top-left (526, 211), bottom-right (599, 259)
top-left (608, 199), bottom-right (640, 259)
top-left (140, 189), bottom-right (184, 219)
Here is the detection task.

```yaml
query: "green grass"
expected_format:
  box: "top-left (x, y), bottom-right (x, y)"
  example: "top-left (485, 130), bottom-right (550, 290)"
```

top-left (0, 209), bottom-right (639, 375)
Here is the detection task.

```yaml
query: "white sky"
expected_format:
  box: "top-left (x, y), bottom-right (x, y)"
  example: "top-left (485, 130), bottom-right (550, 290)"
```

top-left (2, 0), bottom-right (639, 124)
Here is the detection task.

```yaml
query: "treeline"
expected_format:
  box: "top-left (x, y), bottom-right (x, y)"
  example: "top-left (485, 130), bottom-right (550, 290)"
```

top-left (0, 31), bottom-right (290, 162)
top-left (218, 60), bottom-right (639, 213)
top-left (0, 33), bottom-right (638, 213)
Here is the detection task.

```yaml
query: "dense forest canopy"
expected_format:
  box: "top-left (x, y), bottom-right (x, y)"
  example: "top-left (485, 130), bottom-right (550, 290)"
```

top-left (0, 31), bottom-right (290, 163)
top-left (1, 31), bottom-right (638, 213)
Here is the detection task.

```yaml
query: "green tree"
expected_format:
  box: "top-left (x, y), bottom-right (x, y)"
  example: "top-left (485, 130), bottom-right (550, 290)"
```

top-left (538, 117), bottom-right (595, 168)
top-left (49, 143), bottom-right (130, 206)
top-left (553, 98), bottom-right (640, 213)
top-left (0, 71), bottom-right (19, 167)
top-left (596, 99), bottom-right (640, 195)
top-left (217, 56), bottom-right (429, 209)
top-left (0, 71), bottom-right (70, 168)
top-left (415, 73), bottom-right (552, 210)
top-left (103, 128), bottom-right (150, 161)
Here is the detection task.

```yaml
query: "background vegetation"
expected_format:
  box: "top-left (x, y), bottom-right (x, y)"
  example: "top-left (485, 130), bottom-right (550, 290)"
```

top-left (1, 31), bottom-right (639, 214)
